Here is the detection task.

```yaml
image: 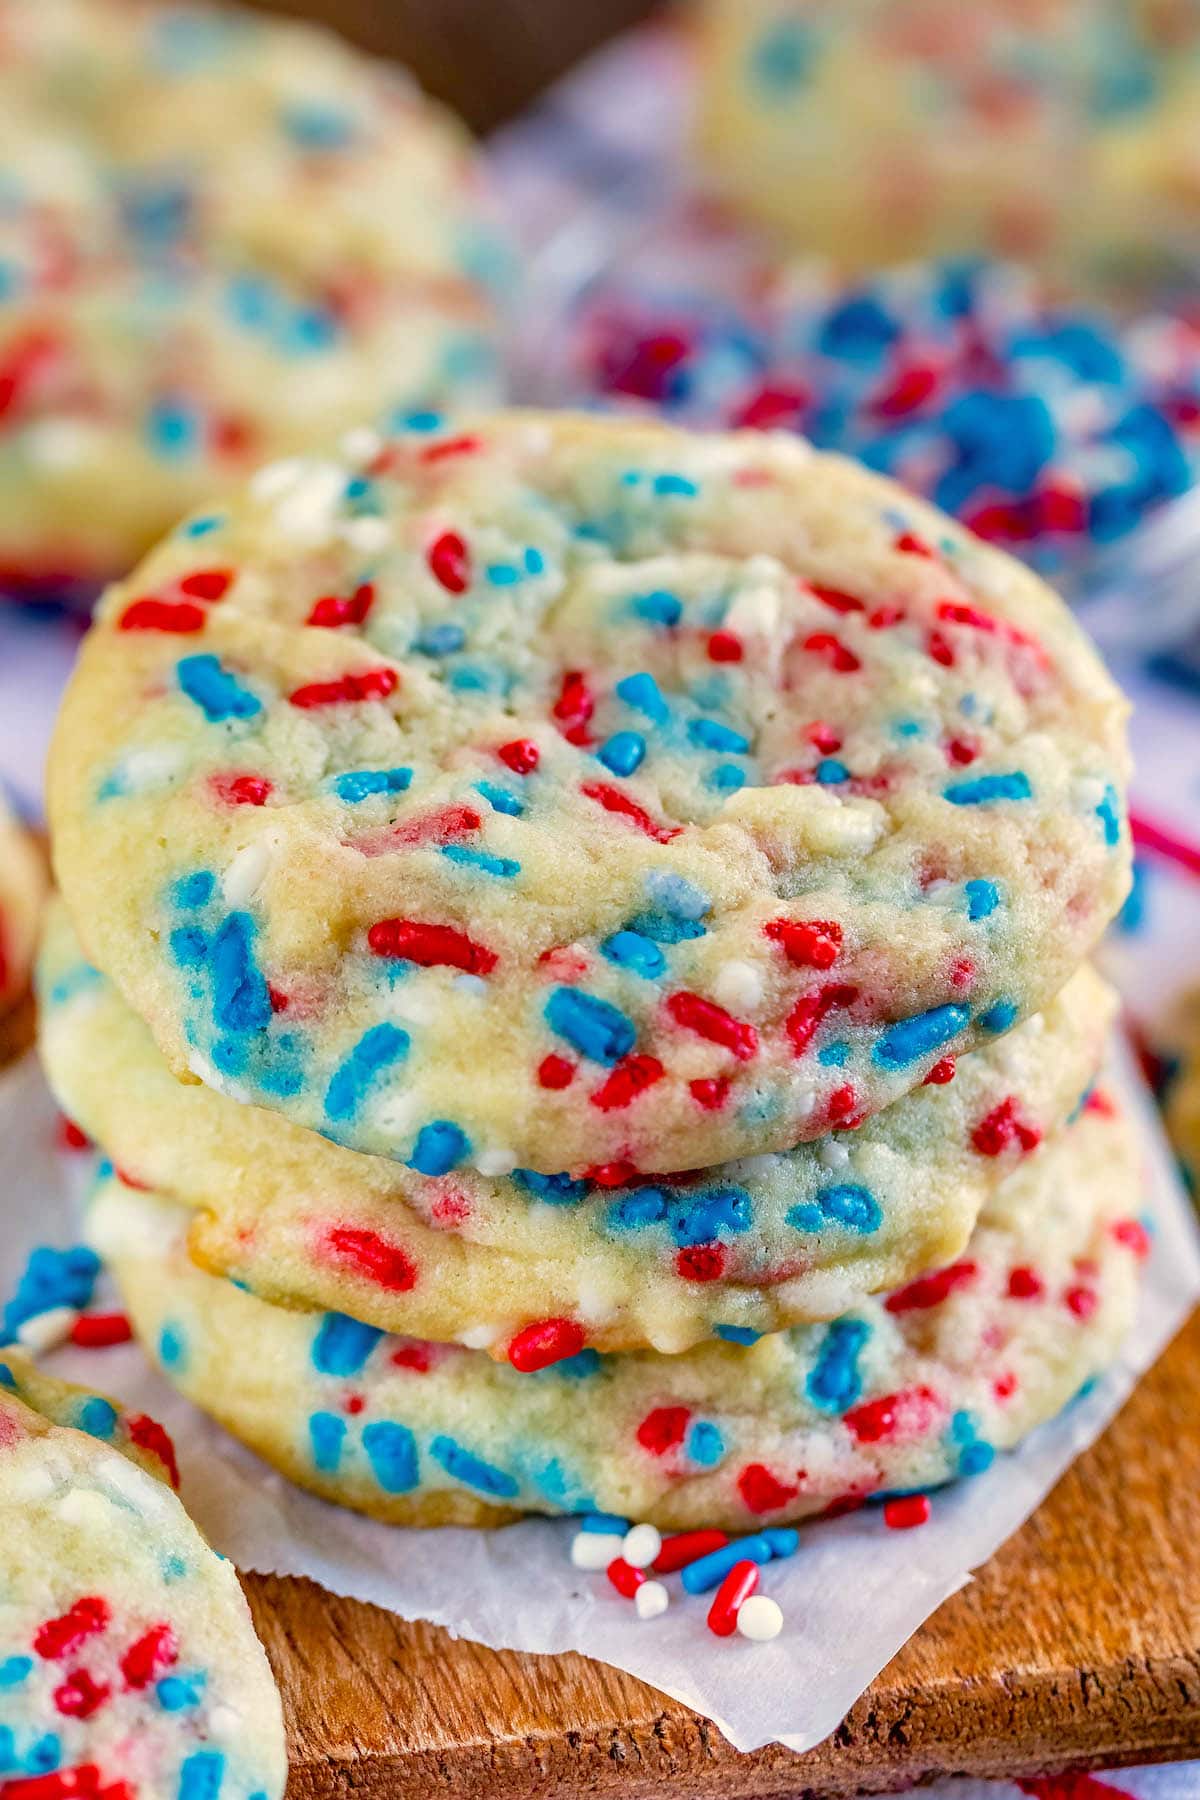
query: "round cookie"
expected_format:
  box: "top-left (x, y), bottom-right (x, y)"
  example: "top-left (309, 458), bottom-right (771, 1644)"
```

top-left (1164, 991), bottom-right (1200, 1194)
top-left (88, 1093), bottom-right (1145, 1532)
top-left (0, 1351), bottom-right (286, 1794)
top-left (41, 899), bottom-right (1116, 1358)
top-left (0, 797), bottom-right (46, 1018)
top-left (0, 0), bottom-right (505, 596)
top-left (49, 412), bottom-right (1131, 1177)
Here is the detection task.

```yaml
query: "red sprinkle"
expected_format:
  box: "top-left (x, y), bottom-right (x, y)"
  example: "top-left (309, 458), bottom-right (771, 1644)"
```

top-left (178, 568), bottom-right (232, 601)
top-left (35, 1597), bottom-right (110, 1661)
top-left (1008, 1266), bottom-right (1045, 1300)
top-left (118, 598), bottom-right (206, 634)
top-left (583, 1160), bottom-right (641, 1188)
top-left (553, 671), bottom-right (595, 740)
top-left (785, 983), bottom-right (858, 1057)
top-left (581, 781), bottom-right (679, 843)
top-left (707, 1560), bottom-right (759, 1637)
top-left (58, 1118), bottom-right (90, 1152)
top-left (1112, 1218), bottom-right (1151, 1258)
top-left (809, 583), bottom-right (865, 615)
top-left (420, 433), bottom-right (481, 465)
top-left (927, 629), bottom-right (956, 668)
top-left (537, 1054), bottom-right (575, 1090)
top-left (606, 1558), bottom-right (645, 1599)
top-left (803, 631), bottom-right (861, 673)
top-left (805, 721), bottom-right (843, 754)
top-left (666, 992), bottom-right (758, 1060)
top-left (894, 531), bottom-right (933, 556)
top-left (1065, 1284), bottom-right (1098, 1320)
top-left (507, 1317), bottom-right (586, 1372)
top-left (0, 1773), bottom-right (107, 1800)
top-left (689, 1075), bottom-right (730, 1110)
top-left (946, 736), bottom-right (980, 766)
top-left (126, 1414), bottom-right (180, 1489)
top-left (53, 1670), bottom-right (109, 1720)
top-left (765, 917), bottom-right (842, 970)
top-left (426, 531), bottom-right (470, 594)
top-left (119, 1623), bottom-right (177, 1690)
top-left (707, 630), bottom-right (743, 662)
top-left (971, 1098), bottom-right (1042, 1158)
top-left (737, 1464), bottom-right (798, 1514)
top-left (590, 1054), bottom-right (664, 1111)
top-left (69, 1313), bottom-right (132, 1349)
top-left (324, 1226), bottom-right (417, 1293)
top-left (497, 738), bottom-right (540, 775)
top-left (884, 1494), bottom-right (931, 1530)
top-left (653, 1529), bottom-right (729, 1573)
top-left (289, 668), bottom-right (397, 709)
top-left (366, 918), bottom-right (497, 975)
top-left (636, 1406), bottom-right (690, 1455)
top-left (885, 1262), bottom-right (977, 1314)
top-left (209, 771), bottom-right (272, 807)
top-left (843, 1387), bottom-right (938, 1444)
top-left (923, 1057), bottom-right (956, 1085)
top-left (307, 583), bottom-right (375, 628)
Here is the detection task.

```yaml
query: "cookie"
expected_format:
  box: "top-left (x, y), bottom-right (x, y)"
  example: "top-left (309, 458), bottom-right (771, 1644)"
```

top-left (0, 1351), bottom-right (286, 1793)
top-left (87, 1092), bottom-right (1145, 1532)
top-left (0, 798), bottom-right (46, 1017)
top-left (696, 0), bottom-right (1200, 282)
top-left (49, 412), bottom-right (1131, 1177)
top-left (1164, 992), bottom-right (1200, 1193)
top-left (0, 0), bottom-right (505, 595)
top-left (40, 898), bottom-right (1117, 1356)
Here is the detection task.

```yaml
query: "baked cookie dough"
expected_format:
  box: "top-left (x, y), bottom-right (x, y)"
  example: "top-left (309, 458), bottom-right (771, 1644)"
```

top-left (0, 797), bottom-right (46, 1016)
top-left (40, 899), bottom-right (1117, 1357)
top-left (49, 413), bottom-right (1132, 1176)
top-left (1165, 990), bottom-right (1200, 1192)
top-left (0, 0), bottom-right (505, 594)
top-left (0, 1350), bottom-right (286, 1794)
top-left (89, 1092), bottom-right (1145, 1532)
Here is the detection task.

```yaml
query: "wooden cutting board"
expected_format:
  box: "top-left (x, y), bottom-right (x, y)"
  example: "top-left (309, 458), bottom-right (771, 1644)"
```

top-left (246, 1305), bottom-right (1200, 1797)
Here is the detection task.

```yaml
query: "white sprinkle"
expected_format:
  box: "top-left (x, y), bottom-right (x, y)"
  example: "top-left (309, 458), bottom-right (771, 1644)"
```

top-left (111, 746), bottom-right (186, 795)
top-left (340, 425), bottom-right (384, 463)
top-left (622, 1523), bottom-right (662, 1569)
top-left (452, 974), bottom-right (489, 1000)
top-left (222, 839), bottom-right (272, 907)
top-left (635, 1580), bottom-right (670, 1621)
top-left (271, 462), bottom-right (348, 544)
top-left (250, 457), bottom-right (306, 502)
top-left (57, 1487), bottom-right (115, 1528)
top-left (339, 516), bottom-right (391, 554)
top-left (712, 960), bottom-right (764, 1014)
top-left (17, 1307), bottom-right (78, 1353)
top-left (817, 1137), bottom-right (851, 1171)
top-left (736, 1594), bottom-right (784, 1641)
top-left (474, 1147), bottom-right (517, 1178)
top-left (460, 1323), bottom-right (500, 1351)
top-left (570, 1530), bottom-right (625, 1571)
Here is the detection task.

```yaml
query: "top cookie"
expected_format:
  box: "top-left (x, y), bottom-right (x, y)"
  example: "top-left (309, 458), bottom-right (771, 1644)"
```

top-left (0, 0), bottom-right (505, 594)
top-left (0, 1352), bottom-right (286, 1795)
top-left (49, 411), bottom-right (1131, 1175)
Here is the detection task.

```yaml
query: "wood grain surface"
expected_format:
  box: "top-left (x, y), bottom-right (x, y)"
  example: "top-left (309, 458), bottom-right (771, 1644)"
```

top-left (245, 1306), bottom-right (1200, 1797)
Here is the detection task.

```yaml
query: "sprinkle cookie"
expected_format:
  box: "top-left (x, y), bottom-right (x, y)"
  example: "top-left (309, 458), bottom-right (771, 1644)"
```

top-left (0, 0), bottom-right (505, 595)
top-left (40, 898), bottom-right (1115, 1356)
top-left (0, 798), bottom-right (46, 1018)
top-left (49, 413), bottom-right (1131, 1176)
top-left (88, 1094), bottom-right (1145, 1532)
top-left (0, 1351), bottom-right (286, 1794)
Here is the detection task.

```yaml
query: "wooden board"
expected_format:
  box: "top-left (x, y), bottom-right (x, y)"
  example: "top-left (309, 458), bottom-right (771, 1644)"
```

top-left (247, 1306), bottom-right (1200, 1797)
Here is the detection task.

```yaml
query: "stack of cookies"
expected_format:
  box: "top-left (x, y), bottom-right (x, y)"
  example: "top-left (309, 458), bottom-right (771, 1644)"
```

top-left (40, 410), bottom-right (1142, 1533)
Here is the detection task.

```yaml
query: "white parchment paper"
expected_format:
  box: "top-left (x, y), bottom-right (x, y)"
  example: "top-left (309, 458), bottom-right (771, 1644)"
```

top-left (0, 1040), bottom-right (1195, 1755)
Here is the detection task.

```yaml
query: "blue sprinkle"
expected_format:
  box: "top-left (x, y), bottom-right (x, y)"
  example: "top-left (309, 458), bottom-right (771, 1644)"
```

top-left (174, 870), bottom-right (215, 908)
top-left (486, 562), bottom-right (520, 586)
top-left (806, 1317), bottom-right (870, 1412)
top-left (815, 758), bottom-right (850, 784)
top-left (0, 1658), bottom-right (31, 1689)
top-left (511, 1169), bottom-right (590, 1205)
top-left (309, 1411), bottom-right (347, 1473)
top-left (441, 845), bottom-right (520, 878)
top-left (965, 878), bottom-right (1001, 920)
top-left (892, 718), bottom-right (926, 740)
top-left (600, 930), bottom-right (666, 979)
top-left (2, 1245), bottom-right (100, 1340)
top-left (599, 731), bottom-right (646, 777)
top-left (714, 1324), bottom-right (761, 1345)
top-left (77, 1396), bottom-right (118, 1442)
top-left (158, 1323), bottom-right (186, 1370)
top-left (751, 15), bottom-right (815, 92)
top-left (960, 1440), bottom-right (996, 1476)
top-left (409, 1121), bottom-right (471, 1176)
top-left (681, 1537), bottom-right (773, 1594)
top-left (362, 1421), bottom-right (419, 1492)
top-left (157, 1675), bottom-right (203, 1712)
top-left (686, 1421), bottom-right (726, 1466)
top-left (672, 1186), bottom-right (753, 1247)
top-left (978, 999), bottom-right (1018, 1033)
top-left (1096, 782), bottom-right (1122, 846)
top-left (325, 1023), bottom-right (409, 1123)
top-left (0, 1363), bottom-right (13, 1388)
top-left (23, 1735), bottom-right (61, 1775)
top-left (210, 913), bottom-right (271, 1035)
top-left (632, 590), bottom-right (683, 628)
top-left (333, 767), bottom-right (413, 802)
top-left (177, 654), bottom-right (262, 723)
top-left (524, 548), bottom-right (545, 575)
top-left (688, 718), bottom-right (750, 754)
top-left (550, 1349), bottom-right (603, 1379)
top-left (283, 101), bottom-right (355, 148)
top-left (643, 871), bottom-right (710, 919)
top-left (170, 925), bottom-right (207, 969)
top-left (545, 988), bottom-right (635, 1065)
top-left (873, 1004), bottom-right (970, 1069)
top-left (789, 1183), bottom-right (882, 1234)
top-left (429, 1435), bottom-right (519, 1498)
top-left (708, 763), bottom-right (746, 792)
top-left (182, 513), bottom-right (223, 538)
top-left (606, 1187), bottom-right (668, 1230)
top-left (312, 1314), bottom-right (383, 1378)
top-left (615, 671), bottom-right (670, 726)
top-left (763, 1527), bottom-right (800, 1558)
top-left (817, 1041), bottom-right (849, 1067)
top-left (475, 780), bottom-right (523, 817)
top-left (653, 473), bottom-right (698, 497)
top-left (147, 397), bottom-right (199, 459)
top-left (179, 1751), bottom-right (225, 1800)
top-left (580, 1512), bottom-right (629, 1534)
top-left (625, 908), bottom-right (705, 944)
top-left (944, 772), bottom-right (1033, 806)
